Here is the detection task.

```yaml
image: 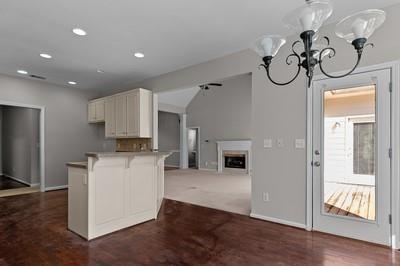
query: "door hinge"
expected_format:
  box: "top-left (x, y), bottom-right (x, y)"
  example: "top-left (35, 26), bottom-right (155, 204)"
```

top-left (389, 148), bottom-right (393, 159)
top-left (389, 214), bottom-right (392, 225)
top-left (389, 82), bottom-right (393, 92)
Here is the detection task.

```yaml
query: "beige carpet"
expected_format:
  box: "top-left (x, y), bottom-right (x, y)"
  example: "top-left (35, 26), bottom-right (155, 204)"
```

top-left (165, 169), bottom-right (251, 215)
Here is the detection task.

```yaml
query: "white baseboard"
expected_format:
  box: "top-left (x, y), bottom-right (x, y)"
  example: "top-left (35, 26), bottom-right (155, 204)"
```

top-left (45, 185), bottom-right (68, 191)
top-left (3, 174), bottom-right (33, 187)
top-left (250, 212), bottom-right (306, 229)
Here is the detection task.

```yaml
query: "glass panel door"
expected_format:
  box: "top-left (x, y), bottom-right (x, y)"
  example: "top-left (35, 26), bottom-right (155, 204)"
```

top-left (312, 68), bottom-right (391, 245)
top-left (323, 85), bottom-right (376, 221)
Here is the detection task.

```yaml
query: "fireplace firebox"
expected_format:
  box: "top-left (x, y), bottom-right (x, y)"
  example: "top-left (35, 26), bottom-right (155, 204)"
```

top-left (224, 154), bottom-right (246, 169)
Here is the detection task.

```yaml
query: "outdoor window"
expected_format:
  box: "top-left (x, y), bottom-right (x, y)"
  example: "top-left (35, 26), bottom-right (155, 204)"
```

top-left (353, 122), bottom-right (375, 175)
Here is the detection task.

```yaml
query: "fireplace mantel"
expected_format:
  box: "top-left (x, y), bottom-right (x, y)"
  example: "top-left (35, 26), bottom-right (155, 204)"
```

top-left (216, 140), bottom-right (252, 175)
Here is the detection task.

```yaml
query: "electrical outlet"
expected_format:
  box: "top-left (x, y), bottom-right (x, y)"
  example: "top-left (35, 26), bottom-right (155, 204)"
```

top-left (263, 192), bottom-right (270, 202)
top-left (205, 161), bottom-right (208, 166)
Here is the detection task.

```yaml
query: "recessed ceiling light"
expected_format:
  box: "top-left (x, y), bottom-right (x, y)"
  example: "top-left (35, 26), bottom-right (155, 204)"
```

top-left (96, 69), bottom-right (105, 73)
top-left (17, 70), bottom-right (28, 75)
top-left (68, 81), bottom-right (77, 85)
top-left (40, 53), bottom-right (52, 59)
top-left (72, 28), bottom-right (87, 36)
top-left (134, 52), bottom-right (144, 58)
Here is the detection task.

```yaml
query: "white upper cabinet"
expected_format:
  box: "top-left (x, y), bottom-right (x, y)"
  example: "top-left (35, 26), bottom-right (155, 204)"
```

top-left (115, 94), bottom-right (127, 137)
top-left (93, 88), bottom-right (152, 138)
top-left (105, 97), bottom-right (116, 138)
top-left (127, 91), bottom-right (139, 137)
top-left (88, 99), bottom-right (105, 123)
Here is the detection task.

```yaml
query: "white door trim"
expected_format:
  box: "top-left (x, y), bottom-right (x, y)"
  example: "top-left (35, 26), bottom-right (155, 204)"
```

top-left (0, 100), bottom-right (46, 192)
top-left (306, 60), bottom-right (400, 248)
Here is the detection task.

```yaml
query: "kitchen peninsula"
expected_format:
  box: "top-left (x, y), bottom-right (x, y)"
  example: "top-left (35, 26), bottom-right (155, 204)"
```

top-left (67, 151), bottom-right (170, 240)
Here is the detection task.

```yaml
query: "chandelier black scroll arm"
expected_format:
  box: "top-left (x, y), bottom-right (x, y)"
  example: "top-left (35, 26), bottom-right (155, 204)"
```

top-left (259, 53), bottom-right (301, 86)
top-left (318, 43), bottom-right (374, 79)
top-left (291, 40), bottom-right (302, 56)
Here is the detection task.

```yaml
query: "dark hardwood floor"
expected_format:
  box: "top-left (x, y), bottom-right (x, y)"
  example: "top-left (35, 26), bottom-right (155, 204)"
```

top-left (0, 190), bottom-right (399, 265)
top-left (0, 175), bottom-right (28, 190)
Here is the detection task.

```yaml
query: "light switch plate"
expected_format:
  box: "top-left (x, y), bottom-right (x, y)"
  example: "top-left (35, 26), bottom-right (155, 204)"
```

top-left (295, 139), bottom-right (306, 149)
top-left (264, 138), bottom-right (272, 148)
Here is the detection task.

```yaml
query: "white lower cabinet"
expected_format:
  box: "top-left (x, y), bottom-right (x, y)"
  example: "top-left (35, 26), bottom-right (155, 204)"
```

top-left (67, 152), bottom-right (170, 240)
top-left (68, 167), bottom-right (88, 238)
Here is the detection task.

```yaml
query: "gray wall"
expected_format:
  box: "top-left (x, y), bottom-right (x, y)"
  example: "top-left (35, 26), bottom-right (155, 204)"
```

top-left (158, 111), bottom-right (180, 166)
top-left (1, 106), bottom-right (40, 185)
top-left (130, 3), bottom-right (400, 227)
top-left (0, 74), bottom-right (104, 188)
top-left (186, 73), bottom-right (252, 169)
top-left (0, 107), bottom-right (2, 174)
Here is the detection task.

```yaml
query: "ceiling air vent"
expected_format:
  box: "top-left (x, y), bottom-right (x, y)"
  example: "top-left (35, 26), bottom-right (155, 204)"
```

top-left (29, 74), bottom-right (46, 80)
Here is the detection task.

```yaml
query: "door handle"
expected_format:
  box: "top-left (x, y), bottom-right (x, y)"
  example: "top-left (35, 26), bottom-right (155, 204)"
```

top-left (313, 161), bottom-right (321, 167)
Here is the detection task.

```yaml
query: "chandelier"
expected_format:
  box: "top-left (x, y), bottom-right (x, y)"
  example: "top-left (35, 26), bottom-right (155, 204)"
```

top-left (252, 0), bottom-right (386, 87)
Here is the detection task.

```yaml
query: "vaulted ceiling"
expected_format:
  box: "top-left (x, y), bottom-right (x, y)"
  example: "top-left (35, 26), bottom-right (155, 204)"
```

top-left (1, 0), bottom-right (398, 91)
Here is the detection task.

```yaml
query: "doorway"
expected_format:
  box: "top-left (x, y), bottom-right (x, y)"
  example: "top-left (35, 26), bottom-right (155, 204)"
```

top-left (0, 102), bottom-right (45, 196)
top-left (187, 127), bottom-right (200, 169)
top-left (312, 69), bottom-right (391, 245)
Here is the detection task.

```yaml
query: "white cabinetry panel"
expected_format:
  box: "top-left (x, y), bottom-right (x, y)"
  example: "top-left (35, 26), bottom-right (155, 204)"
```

top-left (115, 95), bottom-right (127, 137)
top-left (105, 97), bottom-right (116, 138)
top-left (94, 166), bottom-right (125, 225)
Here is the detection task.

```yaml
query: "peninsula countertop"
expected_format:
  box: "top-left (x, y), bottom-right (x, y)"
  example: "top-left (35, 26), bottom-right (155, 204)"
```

top-left (85, 151), bottom-right (172, 159)
top-left (66, 161), bottom-right (88, 169)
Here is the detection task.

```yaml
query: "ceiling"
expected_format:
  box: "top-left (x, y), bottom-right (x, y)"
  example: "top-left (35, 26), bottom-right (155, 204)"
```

top-left (1, 0), bottom-right (398, 91)
top-left (158, 86), bottom-right (200, 108)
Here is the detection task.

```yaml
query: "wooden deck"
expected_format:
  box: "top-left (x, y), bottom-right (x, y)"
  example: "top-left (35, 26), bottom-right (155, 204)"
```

top-left (324, 183), bottom-right (375, 220)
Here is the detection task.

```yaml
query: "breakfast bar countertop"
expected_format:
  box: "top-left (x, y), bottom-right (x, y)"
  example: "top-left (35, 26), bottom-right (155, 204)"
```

top-left (85, 151), bottom-right (171, 159)
top-left (66, 161), bottom-right (88, 169)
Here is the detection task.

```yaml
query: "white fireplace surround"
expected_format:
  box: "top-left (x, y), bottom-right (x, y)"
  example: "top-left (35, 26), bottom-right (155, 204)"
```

top-left (217, 140), bottom-right (252, 174)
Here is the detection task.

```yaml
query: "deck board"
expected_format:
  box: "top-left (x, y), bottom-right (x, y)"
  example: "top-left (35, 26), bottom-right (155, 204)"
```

top-left (324, 183), bottom-right (375, 220)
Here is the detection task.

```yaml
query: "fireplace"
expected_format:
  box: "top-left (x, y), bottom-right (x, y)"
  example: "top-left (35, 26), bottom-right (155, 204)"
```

top-left (224, 153), bottom-right (246, 169)
top-left (217, 140), bottom-right (252, 175)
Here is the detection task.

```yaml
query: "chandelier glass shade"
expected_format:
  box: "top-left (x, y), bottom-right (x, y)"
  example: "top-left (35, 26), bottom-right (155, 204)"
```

top-left (283, 0), bottom-right (333, 33)
top-left (253, 0), bottom-right (386, 87)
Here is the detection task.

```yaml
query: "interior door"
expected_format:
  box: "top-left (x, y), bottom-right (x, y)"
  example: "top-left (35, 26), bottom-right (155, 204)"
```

top-left (312, 68), bottom-right (391, 245)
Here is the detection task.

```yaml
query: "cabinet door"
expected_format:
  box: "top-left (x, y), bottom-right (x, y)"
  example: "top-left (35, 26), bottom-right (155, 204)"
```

top-left (88, 102), bottom-right (96, 122)
top-left (138, 90), bottom-right (153, 137)
top-left (115, 95), bottom-right (127, 137)
top-left (95, 100), bottom-right (105, 122)
top-left (126, 92), bottom-right (139, 137)
top-left (129, 158), bottom-right (154, 214)
top-left (105, 97), bottom-right (116, 138)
